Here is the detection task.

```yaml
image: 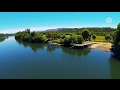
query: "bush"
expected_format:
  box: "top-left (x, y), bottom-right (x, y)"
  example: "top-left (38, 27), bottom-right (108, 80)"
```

top-left (60, 39), bottom-right (64, 44)
top-left (63, 37), bottom-right (71, 47)
top-left (52, 40), bottom-right (60, 43)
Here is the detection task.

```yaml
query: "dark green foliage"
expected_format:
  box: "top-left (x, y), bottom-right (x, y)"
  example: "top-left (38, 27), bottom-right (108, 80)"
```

top-left (92, 34), bottom-right (96, 41)
top-left (62, 35), bottom-right (84, 46)
top-left (25, 28), bottom-right (30, 34)
top-left (77, 35), bottom-right (83, 44)
top-left (56, 27), bottom-right (115, 36)
top-left (0, 33), bottom-right (6, 42)
top-left (117, 23), bottom-right (120, 31)
top-left (14, 27), bottom-right (116, 48)
top-left (60, 39), bottom-right (64, 44)
top-left (30, 31), bottom-right (35, 37)
top-left (15, 29), bottom-right (47, 43)
top-left (111, 23), bottom-right (120, 60)
top-left (105, 34), bottom-right (111, 41)
top-left (15, 39), bottom-right (45, 52)
top-left (63, 37), bottom-right (71, 47)
top-left (30, 34), bottom-right (46, 43)
top-left (0, 33), bottom-right (6, 38)
top-left (15, 31), bottom-right (22, 39)
top-left (70, 35), bottom-right (78, 43)
top-left (61, 35), bottom-right (66, 39)
top-left (82, 29), bottom-right (91, 40)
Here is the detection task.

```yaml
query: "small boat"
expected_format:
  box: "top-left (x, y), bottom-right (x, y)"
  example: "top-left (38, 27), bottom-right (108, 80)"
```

top-left (47, 41), bottom-right (58, 46)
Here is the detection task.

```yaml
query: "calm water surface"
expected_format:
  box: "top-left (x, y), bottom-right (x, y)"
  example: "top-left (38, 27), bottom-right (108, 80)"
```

top-left (0, 36), bottom-right (120, 79)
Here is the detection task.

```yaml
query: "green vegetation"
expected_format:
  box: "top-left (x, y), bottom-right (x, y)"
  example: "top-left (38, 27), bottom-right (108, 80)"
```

top-left (13, 23), bottom-right (120, 61)
top-left (0, 33), bottom-right (6, 42)
top-left (81, 29), bottom-right (91, 40)
top-left (14, 24), bottom-right (120, 61)
top-left (111, 23), bottom-right (120, 60)
top-left (15, 28), bottom-right (47, 43)
top-left (15, 27), bottom-right (116, 47)
top-left (105, 34), bottom-right (112, 42)
top-left (92, 34), bottom-right (96, 41)
top-left (94, 36), bottom-right (106, 42)
top-left (15, 29), bottom-right (84, 47)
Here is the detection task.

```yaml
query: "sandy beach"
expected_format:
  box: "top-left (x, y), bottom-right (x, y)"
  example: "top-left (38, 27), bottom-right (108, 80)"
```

top-left (89, 42), bottom-right (112, 52)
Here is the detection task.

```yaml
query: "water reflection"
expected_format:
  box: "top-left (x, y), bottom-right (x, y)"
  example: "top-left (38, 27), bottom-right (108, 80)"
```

top-left (15, 38), bottom-right (91, 57)
top-left (0, 37), bottom-right (6, 43)
top-left (47, 46), bottom-right (58, 52)
top-left (61, 47), bottom-right (91, 57)
top-left (15, 39), bottom-right (45, 52)
top-left (109, 56), bottom-right (120, 79)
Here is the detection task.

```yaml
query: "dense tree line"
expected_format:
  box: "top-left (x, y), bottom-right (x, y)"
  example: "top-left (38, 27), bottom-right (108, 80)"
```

top-left (52, 27), bottom-right (115, 36)
top-left (0, 33), bottom-right (6, 38)
top-left (15, 27), bottom-right (115, 47)
top-left (0, 33), bottom-right (6, 42)
top-left (15, 28), bottom-right (89, 47)
top-left (15, 28), bottom-right (47, 43)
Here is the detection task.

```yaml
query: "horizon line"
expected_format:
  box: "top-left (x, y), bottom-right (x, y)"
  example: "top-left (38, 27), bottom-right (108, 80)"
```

top-left (0, 26), bottom-right (117, 34)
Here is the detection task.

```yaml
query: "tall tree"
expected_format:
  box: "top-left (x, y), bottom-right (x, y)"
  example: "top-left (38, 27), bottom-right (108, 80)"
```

top-left (111, 23), bottom-right (120, 60)
top-left (82, 29), bottom-right (91, 40)
top-left (25, 28), bottom-right (30, 34)
top-left (92, 34), bottom-right (96, 41)
top-left (105, 34), bottom-right (111, 41)
top-left (77, 35), bottom-right (83, 44)
top-left (70, 35), bottom-right (78, 44)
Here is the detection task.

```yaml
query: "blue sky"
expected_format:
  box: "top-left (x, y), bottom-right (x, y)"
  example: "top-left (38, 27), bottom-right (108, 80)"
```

top-left (0, 12), bottom-right (120, 33)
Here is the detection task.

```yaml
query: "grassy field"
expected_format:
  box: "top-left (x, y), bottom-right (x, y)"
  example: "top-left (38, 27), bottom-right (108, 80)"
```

top-left (91, 36), bottom-right (107, 42)
top-left (52, 36), bottom-right (109, 43)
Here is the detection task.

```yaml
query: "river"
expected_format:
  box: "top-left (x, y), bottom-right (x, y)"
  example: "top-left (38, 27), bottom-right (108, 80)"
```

top-left (0, 36), bottom-right (120, 79)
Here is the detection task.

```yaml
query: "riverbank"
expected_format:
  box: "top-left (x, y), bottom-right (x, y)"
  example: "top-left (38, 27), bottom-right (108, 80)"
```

top-left (89, 42), bottom-right (112, 52)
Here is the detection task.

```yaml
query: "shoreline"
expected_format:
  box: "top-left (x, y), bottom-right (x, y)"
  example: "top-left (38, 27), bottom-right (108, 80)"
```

top-left (88, 42), bottom-right (112, 52)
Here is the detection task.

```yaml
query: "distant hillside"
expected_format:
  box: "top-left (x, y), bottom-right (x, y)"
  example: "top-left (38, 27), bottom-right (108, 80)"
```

top-left (45, 27), bottom-right (116, 32)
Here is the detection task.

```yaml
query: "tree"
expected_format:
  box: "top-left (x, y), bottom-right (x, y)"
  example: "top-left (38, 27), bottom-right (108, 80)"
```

top-left (25, 28), bottom-right (30, 34)
top-left (114, 23), bottom-right (120, 46)
top-left (117, 23), bottom-right (120, 31)
top-left (82, 29), bottom-right (91, 40)
top-left (77, 35), bottom-right (83, 44)
top-left (15, 31), bottom-right (22, 39)
top-left (31, 31), bottom-right (35, 37)
top-left (105, 34), bottom-right (111, 41)
top-left (90, 31), bottom-right (94, 36)
top-left (70, 35), bottom-right (78, 44)
top-left (111, 23), bottom-right (120, 60)
top-left (61, 34), bottom-right (66, 39)
top-left (0, 33), bottom-right (6, 42)
top-left (92, 34), bottom-right (96, 41)
top-left (46, 32), bottom-right (53, 39)
top-left (63, 37), bottom-right (71, 47)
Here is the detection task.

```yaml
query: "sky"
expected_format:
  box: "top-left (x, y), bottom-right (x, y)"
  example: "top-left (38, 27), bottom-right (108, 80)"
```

top-left (0, 12), bottom-right (120, 34)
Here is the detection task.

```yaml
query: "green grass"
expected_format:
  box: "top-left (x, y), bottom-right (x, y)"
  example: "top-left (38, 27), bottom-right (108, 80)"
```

top-left (91, 36), bottom-right (107, 42)
top-left (96, 36), bottom-right (105, 40)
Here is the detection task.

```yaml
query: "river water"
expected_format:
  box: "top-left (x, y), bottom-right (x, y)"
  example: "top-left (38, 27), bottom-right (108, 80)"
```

top-left (0, 36), bottom-right (120, 79)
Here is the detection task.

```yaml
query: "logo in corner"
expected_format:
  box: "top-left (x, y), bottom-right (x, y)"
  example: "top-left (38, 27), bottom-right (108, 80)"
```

top-left (106, 17), bottom-right (112, 23)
